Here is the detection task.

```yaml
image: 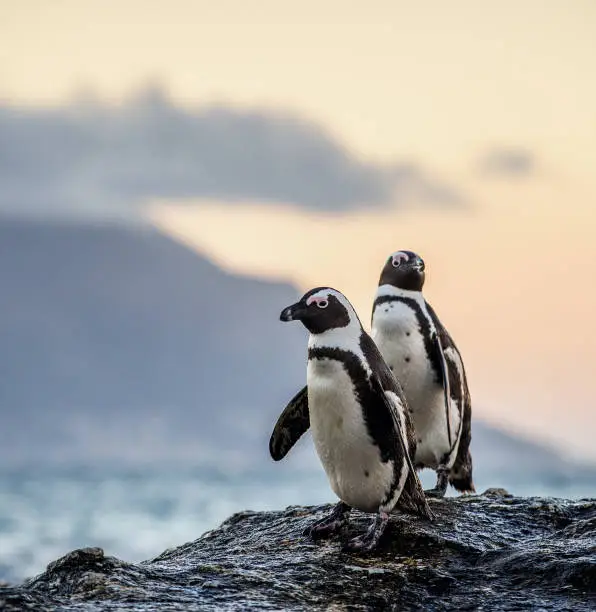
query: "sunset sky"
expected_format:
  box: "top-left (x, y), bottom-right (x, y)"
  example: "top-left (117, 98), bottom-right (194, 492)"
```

top-left (2, 1), bottom-right (595, 460)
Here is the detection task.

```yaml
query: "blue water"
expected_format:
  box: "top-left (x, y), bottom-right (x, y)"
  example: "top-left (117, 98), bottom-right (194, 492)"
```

top-left (0, 466), bottom-right (331, 583)
top-left (1, 464), bottom-right (594, 583)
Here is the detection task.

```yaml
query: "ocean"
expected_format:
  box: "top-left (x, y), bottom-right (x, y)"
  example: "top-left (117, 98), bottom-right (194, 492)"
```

top-left (1, 461), bottom-right (594, 584)
top-left (0, 466), bottom-right (331, 583)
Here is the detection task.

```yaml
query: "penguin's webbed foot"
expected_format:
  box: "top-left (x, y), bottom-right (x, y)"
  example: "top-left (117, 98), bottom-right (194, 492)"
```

top-left (424, 468), bottom-right (449, 498)
top-left (304, 501), bottom-right (351, 540)
top-left (342, 511), bottom-right (389, 553)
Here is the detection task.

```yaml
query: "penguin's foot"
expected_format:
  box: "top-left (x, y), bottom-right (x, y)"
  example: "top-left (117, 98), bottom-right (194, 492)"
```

top-left (342, 511), bottom-right (389, 553)
top-left (424, 468), bottom-right (449, 498)
top-left (304, 502), bottom-right (351, 540)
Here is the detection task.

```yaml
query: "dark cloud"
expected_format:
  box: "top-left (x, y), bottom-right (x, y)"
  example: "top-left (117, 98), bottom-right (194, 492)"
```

top-left (0, 87), bottom-right (459, 219)
top-left (478, 148), bottom-right (535, 179)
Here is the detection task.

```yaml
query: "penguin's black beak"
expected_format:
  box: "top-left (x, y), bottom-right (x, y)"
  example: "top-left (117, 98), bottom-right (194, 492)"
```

top-left (280, 301), bottom-right (304, 322)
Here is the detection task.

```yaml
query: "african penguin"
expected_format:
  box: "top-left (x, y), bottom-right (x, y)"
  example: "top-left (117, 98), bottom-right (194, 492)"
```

top-left (277, 287), bottom-right (432, 552)
top-left (372, 250), bottom-right (474, 497)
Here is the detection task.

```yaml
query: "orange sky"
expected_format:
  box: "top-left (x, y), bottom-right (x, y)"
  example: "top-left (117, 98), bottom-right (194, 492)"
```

top-left (149, 173), bottom-right (596, 460)
top-left (2, 0), bottom-right (595, 459)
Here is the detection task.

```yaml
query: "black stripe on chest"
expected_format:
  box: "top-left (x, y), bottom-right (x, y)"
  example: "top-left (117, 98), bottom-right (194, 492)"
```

top-left (307, 346), bottom-right (398, 464)
top-left (373, 295), bottom-right (442, 385)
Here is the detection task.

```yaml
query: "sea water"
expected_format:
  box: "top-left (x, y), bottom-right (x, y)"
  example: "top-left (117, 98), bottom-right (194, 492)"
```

top-left (1, 463), bottom-right (593, 583)
top-left (0, 465), bottom-right (330, 583)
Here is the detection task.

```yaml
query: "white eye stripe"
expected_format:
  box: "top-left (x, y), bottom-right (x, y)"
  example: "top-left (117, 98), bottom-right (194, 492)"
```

top-left (392, 252), bottom-right (409, 267)
top-left (306, 292), bottom-right (332, 308)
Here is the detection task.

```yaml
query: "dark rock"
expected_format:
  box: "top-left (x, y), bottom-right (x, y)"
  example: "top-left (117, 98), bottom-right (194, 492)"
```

top-left (482, 487), bottom-right (514, 497)
top-left (1, 494), bottom-right (595, 611)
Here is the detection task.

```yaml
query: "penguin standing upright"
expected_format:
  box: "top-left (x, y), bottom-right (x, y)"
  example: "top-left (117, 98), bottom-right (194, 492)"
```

top-left (269, 252), bottom-right (475, 499)
top-left (372, 250), bottom-right (474, 496)
top-left (278, 287), bottom-right (432, 551)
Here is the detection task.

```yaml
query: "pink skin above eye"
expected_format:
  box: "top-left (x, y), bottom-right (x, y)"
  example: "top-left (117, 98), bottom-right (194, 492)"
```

top-left (306, 295), bottom-right (328, 307)
top-left (392, 252), bottom-right (409, 266)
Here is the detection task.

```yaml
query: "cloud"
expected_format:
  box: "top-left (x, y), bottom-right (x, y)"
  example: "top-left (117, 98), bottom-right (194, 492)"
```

top-left (0, 87), bottom-right (459, 220)
top-left (478, 148), bottom-right (535, 179)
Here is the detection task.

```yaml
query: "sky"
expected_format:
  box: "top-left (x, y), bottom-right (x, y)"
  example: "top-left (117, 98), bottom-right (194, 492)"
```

top-left (1, 1), bottom-right (595, 460)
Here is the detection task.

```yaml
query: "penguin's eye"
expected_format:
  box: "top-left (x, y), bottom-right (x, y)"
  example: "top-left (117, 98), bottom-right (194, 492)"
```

top-left (317, 299), bottom-right (328, 309)
top-left (391, 252), bottom-right (409, 268)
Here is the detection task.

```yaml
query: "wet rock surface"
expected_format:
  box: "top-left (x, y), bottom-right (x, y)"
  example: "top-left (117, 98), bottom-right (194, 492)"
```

top-left (1, 491), bottom-right (595, 611)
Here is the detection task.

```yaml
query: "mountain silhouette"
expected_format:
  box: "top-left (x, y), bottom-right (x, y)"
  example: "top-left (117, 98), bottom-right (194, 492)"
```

top-left (0, 218), bottom-right (305, 466)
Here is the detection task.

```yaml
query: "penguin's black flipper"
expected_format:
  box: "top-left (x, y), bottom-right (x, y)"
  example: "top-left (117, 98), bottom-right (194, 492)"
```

top-left (432, 331), bottom-right (453, 449)
top-left (449, 383), bottom-right (475, 493)
top-left (392, 406), bottom-right (434, 521)
top-left (426, 301), bottom-right (475, 493)
top-left (369, 373), bottom-right (434, 521)
top-left (269, 386), bottom-right (310, 461)
top-left (398, 466), bottom-right (435, 519)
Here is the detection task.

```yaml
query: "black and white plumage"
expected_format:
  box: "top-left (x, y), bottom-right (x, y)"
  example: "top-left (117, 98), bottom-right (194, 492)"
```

top-left (269, 253), bottom-right (475, 499)
top-left (372, 251), bottom-right (474, 496)
top-left (276, 287), bottom-right (432, 552)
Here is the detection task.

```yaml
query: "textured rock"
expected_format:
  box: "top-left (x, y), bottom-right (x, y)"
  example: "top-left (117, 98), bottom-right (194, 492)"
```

top-left (1, 491), bottom-right (595, 611)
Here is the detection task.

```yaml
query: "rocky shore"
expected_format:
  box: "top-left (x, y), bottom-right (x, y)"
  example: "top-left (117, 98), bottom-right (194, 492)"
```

top-left (1, 490), bottom-right (594, 611)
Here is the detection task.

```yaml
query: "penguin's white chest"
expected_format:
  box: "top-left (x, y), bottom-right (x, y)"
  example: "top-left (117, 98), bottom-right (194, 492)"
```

top-left (372, 302), bottom-right (458, 468)
top-left (372, 302), bottom-right (436, 404)
top-left (307, 358), bottom-right (393, 512)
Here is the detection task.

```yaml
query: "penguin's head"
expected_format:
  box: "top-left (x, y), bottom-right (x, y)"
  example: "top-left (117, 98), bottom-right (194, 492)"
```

top-left (280, 287), bottom-right (359, 334)
top-left (379, 250), bottom-right (425, 291)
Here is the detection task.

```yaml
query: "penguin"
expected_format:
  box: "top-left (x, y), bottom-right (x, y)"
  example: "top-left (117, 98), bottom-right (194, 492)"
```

top-left (277, 287), bottom-right (432, 552)
top-left (269, 252), bottom-right (475, 498)
top-left (371, 250), bottom-right (474, 496)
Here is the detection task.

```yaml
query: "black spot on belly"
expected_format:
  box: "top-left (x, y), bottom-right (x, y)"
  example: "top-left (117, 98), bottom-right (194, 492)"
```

top-left (364, 470), bottom-right (370, 478)
top-left (404, 356), bottom-right (410, 363)
top-left (406, 332), bottom-right (411, 337)
top-left (384, 308), bottom-right (389, 313)
top-left (418, 438), bottom-right (422, 443)
top-left (389, 365), bottom-right (394, 372)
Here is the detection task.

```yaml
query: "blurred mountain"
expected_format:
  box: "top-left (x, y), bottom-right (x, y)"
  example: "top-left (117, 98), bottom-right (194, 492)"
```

top-left (467, 420), bottom-right (596, 496)
top-left (0, 218), bottom-right (594, 497)
top-left (0, 218), bottom-right (306, 467)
